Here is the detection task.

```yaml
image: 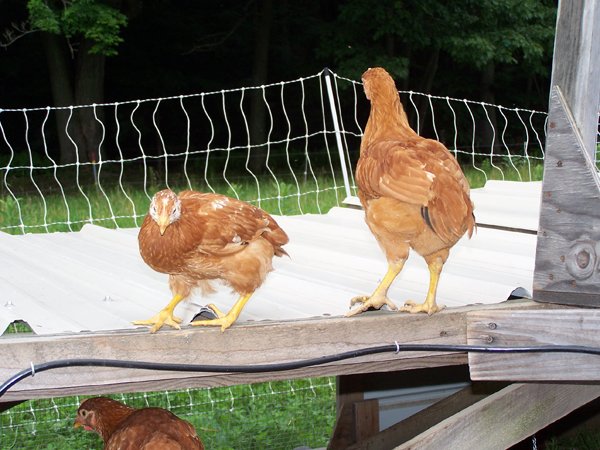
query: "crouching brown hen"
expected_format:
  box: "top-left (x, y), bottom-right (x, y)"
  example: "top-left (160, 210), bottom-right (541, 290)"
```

top-left (347, 67), bottom-right (475, 317)
top-left (135, 189), bottom-right (288, 332)
top-left (74, 397), bottom-right (204, 449)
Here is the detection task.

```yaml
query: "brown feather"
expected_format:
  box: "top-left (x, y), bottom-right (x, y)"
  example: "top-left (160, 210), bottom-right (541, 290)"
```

top-left (74, 397), bottom-right (204, 450)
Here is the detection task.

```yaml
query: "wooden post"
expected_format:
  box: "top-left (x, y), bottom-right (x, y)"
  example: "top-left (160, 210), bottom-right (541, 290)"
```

top-left (534, 0), bottom-right (600, 305)
top-left (328, 374), bottom-right (379, 449)
top-left (548, 1), bottom-right (600, 160)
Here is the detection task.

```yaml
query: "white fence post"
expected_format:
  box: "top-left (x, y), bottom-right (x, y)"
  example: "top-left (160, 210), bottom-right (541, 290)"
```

top-left (323, 69), bottom-right (353, 200)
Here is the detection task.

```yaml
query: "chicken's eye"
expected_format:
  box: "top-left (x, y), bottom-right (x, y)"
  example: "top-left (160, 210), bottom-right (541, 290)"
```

top-left (81, 410), bottom-right (87, 417)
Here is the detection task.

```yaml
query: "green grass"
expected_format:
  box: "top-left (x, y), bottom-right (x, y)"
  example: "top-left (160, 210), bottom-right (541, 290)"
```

top-left (0, 174), bottom-right (348, 234)
top-left (546, 431), bottom-right (600, 450)
top-left (0, 158), bottom-right (543, 235)
top-left (0, 378), bottom-right (336, 449)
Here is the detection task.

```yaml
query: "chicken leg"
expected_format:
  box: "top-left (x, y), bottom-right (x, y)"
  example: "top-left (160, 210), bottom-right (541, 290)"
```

top-left (133, 293), bottom-right (185, 333)
top-left (401, 256), bottom-right (445, 315)
top-left (190, 293), bottom-right (253, 332)
top-left (346, 261), bottom-right (405, 316)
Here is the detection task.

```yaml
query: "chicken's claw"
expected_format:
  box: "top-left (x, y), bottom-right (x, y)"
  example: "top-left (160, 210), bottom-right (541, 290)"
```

top-left (400, 300), bottom-right (445, 315)
top-left (346, 294), bottom-right (398, 317)
top-left (133, 312), bottom-right (183, 333)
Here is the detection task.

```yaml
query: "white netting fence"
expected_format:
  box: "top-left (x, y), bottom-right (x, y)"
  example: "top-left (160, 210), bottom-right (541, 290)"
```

top-left (0, 69), bottom-right (549, 235)
top-left (0, 377), bottom-right (336, 449)
top-left (0, 69), bottom-right (553, 449)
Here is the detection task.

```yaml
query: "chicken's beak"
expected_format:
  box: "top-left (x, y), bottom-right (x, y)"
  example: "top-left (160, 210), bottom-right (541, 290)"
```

top-left (157, 216), bottom-right (170, 236)
top-left (74, 420), bottom-right (82, 429)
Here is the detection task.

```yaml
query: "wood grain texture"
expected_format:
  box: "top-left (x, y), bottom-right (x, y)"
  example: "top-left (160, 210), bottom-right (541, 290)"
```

top-left (534, 87), bottom-right (600, 305)
top-left (467, 309), bottom-right (600, 380)
top-left (354, 399), bottom-right (379, 443)
top-left (550, 0), bottom-right (600, 159)
top-left (0, 301), bottom-right (541, 402)
top-left (394, 383), bottom-right (600, 450)
top-left (349, 382), bottom-right (507, 450)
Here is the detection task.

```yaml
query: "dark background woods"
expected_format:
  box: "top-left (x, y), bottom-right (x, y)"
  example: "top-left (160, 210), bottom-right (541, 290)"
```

top-left (0, 0), bottom-right (557, 166)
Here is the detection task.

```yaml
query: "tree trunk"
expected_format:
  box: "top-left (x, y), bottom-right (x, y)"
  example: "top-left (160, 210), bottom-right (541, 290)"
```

top-left (41, 32), bottom-right (79, 165)
top-left (74, 38), bottom-right (106, 165)
top-left (248, 0), bottom-right (273, 174)
top-left (478, 61), bottom-right (497, 150)
top-left (416, 45), bottom-right (440, 135)
top-left (41, 34), bottom-right (106, 166)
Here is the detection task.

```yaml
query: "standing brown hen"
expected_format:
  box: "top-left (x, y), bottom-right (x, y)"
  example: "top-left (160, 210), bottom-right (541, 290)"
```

top-left (135, 189), bottom-right (288, 332)
top-left (74, 397), bottom-right (204, 449)
top-left (347, 67), bottom-right (475, 317)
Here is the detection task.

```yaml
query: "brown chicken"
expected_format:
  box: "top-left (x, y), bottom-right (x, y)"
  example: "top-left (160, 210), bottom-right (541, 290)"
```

top-left (135, 189), bottom-right (288, 332)
top-left (347, 67), bottom-right (475, 317)
top-left (74, 397), bottom-right (204, 449)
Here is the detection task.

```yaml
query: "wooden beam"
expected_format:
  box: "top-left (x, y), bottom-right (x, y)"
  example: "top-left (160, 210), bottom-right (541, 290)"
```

top-left (329, 374), bottom-right (381, 449)
top-left (549, 0), bottom-right (600, 160)
top-left (0, 301), bottom-right (541, 402)
top-left (395, 383), bottom-right (600, 450)
top-left (348, 382), bottom-right (507, 450)
top-left (533, 87), bottom-right (600, 306)
top-left (467, 309), bottom-right (600, 380)
top-left (534, 0), bottom-right (600, 306)
top-left (354, 399), bottom-right (379, 442)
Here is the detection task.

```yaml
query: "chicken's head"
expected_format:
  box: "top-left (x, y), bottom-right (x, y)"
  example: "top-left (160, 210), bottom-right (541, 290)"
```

top-left (149, 189), bottom-right (182, 235)
top-left (74, 397), bottom-right (134, 442)
top-left (362, 67), bottom-right (397, 102)
top-left (74, 399), bottom-right (99, 433)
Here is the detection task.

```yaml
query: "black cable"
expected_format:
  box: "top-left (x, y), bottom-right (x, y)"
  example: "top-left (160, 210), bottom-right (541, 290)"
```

top-left (1, 343), bottom-right (600, 398)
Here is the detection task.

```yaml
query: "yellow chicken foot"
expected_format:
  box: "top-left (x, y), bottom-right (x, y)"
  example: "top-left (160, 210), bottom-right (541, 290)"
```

top-left (346, 261), bottom-right (404, 317)
top-left (190, 293), bottom-right (253, 332)
top-left (401, 258), bottom-right (445, 315)
top-left (133, 294), bottom-right (185, 333)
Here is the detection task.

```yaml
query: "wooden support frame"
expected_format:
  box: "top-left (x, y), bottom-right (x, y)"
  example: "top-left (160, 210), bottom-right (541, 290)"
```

top-left (467, 308), bottom-right (600, 380)
top-left (328, 374), bottom-right (380, 449)
top-left (547, 0), bottom-right (600, 160)
top-left (347, 381), bottom-right (508, 450)
top-left (0, 300), bottom-right (542, 403)
top-left (533, 87), bottom-right (600, 305)
top-left (533, 0), bottom-right (600, 306)
top-left (395, 383), bottom-right (600, 450)
top-left (345, 382), bottom-right (600, 449)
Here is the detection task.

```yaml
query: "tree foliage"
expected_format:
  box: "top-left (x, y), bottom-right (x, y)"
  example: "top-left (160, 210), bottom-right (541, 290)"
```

top-left (0, 1), bottom-right (558, 113)
top-left (318, 0), bottom-right (556, 83)
top-left (27, 0), bottom-right (128, 55)
top-left (444, 0), bottom-right (556, 71)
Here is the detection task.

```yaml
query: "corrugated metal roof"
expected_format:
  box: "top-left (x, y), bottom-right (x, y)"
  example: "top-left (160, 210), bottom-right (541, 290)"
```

top-left (0, 181), bottom-right (540, 336)
top-left (469, 180), bottom-right (541, 232)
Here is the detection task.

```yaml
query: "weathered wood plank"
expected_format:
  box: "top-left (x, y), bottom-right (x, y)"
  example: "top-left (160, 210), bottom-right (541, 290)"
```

top-left (0, 301), bottom-right (540, 402)
top-left (329, 374), bottom-right (370, 450)
top-left (467, 309), bottom-right (600, 380)
top-left (349, 382), bottom-right (508, 450)
top-left (354, 399), bottom-right (379, 442)
top-left (395, 383), bottom-right (600, 450)
top-left (534, 87), bottom-right (600, 306)
top-left (550, 0), bottom-right (600, 160)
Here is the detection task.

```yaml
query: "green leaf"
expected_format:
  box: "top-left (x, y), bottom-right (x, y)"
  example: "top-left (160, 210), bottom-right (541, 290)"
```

top-left (27, 0), bottom-right (60, 33)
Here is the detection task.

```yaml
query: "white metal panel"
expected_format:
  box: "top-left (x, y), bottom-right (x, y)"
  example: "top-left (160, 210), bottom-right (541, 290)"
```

top-left (0, 181), bottom-right (539, 335)
top-left (469, 180), bottom-right (541, 232)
